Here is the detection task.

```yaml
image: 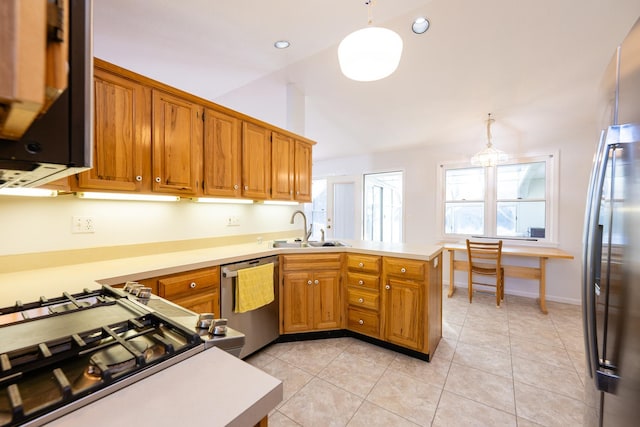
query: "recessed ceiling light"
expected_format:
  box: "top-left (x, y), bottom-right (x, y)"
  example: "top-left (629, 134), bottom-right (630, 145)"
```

top-left (412, 17), bottom-right (430, 34)
top-left (274, 40), bottom-right (290, 49)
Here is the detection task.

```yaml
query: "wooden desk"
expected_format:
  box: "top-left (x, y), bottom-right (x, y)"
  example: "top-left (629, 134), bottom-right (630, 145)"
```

top-left (444, 243), bottom-right (574, 314)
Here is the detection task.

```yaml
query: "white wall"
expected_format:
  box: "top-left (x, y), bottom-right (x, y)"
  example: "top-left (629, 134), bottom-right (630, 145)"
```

top-left (0, 196), bottom-right (300, 256)
top-left (313, 124), bottom-right (597, 304)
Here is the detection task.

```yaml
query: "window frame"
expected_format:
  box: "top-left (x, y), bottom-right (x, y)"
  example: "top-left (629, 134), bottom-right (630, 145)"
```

top-left (437, 152), bottom-right (559, 245)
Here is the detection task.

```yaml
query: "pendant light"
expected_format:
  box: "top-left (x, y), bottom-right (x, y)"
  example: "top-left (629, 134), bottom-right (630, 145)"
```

top-left (470, 113), bottom-right (508, 167)
top-left (338, 0), bottom-right (403, 82)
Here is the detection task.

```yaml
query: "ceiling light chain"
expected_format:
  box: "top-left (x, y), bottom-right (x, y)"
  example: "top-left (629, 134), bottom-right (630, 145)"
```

top-left (366, 0), bottom-right (374, 25)
top-left (470, 113), bottom-right (508, 167)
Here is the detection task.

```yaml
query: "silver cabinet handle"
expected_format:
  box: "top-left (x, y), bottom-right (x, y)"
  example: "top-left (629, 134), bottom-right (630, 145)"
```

top-left (385, 285), bottom-right (390, 290)
top-left (307, 280), bottom-right (313, 285)
top-left (234, 184), bottom-right (239, 190)
top-left (400, 267), bottom-right (406, 273)
top-left (358, 319), bottom-right (364, 325)
top-left (358, 298), bottom-right (364, 303)
top-left (155, 177), bottom-right (161, 183)
top-left (190, 282), bottom-right (197, 289)
top-left (358, 280), bottom-right (364, 285)
top-left (136, 175), bottom-right (142, 182)
top-left (358, 262), bottom-right (364, 268)
top-left (314, 279), bottom-right (319, 285)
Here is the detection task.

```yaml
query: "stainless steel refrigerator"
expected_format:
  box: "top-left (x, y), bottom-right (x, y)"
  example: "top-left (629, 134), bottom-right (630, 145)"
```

top-left (582, 17), bottom-right (640, 427)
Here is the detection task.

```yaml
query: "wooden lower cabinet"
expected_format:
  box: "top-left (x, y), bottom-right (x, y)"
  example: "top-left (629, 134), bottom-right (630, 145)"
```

top-left (143, 266), bottom-right (220, 316)
top-left (281, 254), bottom-right (342, 334)
top-left (345, 254), bottom-right (381, 338)
top-left (381, 255), bottom-right (442, 355)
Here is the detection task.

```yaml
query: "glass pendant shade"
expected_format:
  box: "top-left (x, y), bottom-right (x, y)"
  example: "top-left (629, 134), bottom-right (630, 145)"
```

top-left (470, 143), bottom-right (508, 167)
top-left (338, 26), bottom-right (403, 82)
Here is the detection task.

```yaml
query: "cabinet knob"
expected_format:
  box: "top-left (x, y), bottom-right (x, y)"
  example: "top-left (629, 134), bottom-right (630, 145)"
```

top-left (155, 177), bottom-right (161, 183)
top-left (400, 267), bottom-right (406, 273)
top-left (385, 285), bottom-right (391, 290)
top-left (358, 262), bottom-right (364, 268)
top-left (314, 279), bottom-right (319, 285)
top-left (358, 298), bottom-right (364, 303)
top-left (244, 185), bottom-right (249, 190)
top-left (358, 280), bottom-right (364, 285)
top-left (358, 319), bottom-right (364, 325)
top-left (136, 175), bottom-right (142, 182)
top-left (234, 184), bottom-right (239, 190)
top-left (190, 282), bottom-right (197, 289)
top-left (307, 280), bottom-right (313, 285)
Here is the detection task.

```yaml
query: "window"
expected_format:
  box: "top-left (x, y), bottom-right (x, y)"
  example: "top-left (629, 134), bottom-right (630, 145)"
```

top-left (440, 154), bottom-right (556, 242)
top-left (363, 171), bottom-right (403, 243)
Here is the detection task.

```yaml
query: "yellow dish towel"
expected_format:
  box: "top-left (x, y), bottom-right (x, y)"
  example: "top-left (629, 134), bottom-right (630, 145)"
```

top-left (235, 263), bottom-right (275, 313)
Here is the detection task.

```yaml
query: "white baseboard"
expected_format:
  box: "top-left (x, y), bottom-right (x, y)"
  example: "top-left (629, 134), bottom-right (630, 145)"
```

top-left (443, 282), bottom-right (581, 306)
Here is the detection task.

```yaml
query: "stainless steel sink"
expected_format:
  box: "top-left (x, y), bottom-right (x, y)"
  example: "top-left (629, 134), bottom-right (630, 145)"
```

top-left (271, 240), bottom-right (349, 248)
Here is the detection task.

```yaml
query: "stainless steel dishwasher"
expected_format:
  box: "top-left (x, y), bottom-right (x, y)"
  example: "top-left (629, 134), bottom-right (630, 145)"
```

top-left (220, 255), bottom-right (279, 359)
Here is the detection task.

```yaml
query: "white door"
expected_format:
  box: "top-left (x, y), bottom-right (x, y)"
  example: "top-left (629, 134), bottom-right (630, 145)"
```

top-left (306, 176), bottom-right (361, 241)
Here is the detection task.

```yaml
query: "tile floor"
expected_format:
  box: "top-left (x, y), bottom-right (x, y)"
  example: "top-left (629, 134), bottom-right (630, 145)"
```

top-left (245, 287), bottom-right (587, 426)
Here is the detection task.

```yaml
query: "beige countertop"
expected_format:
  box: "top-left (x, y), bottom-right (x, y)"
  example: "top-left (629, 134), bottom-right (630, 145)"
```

top-left (45, 347), bottom-right (283, 427)
top-left (0, 240), bottom-right (443, 306)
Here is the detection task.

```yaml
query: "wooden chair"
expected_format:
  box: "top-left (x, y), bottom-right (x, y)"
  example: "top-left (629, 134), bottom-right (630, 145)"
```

top-left (466, 239), bottom-right (505, 307)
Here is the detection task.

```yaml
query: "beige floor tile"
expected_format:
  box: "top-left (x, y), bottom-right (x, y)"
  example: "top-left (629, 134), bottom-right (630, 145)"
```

top-left (515, 381), bottom-right (586, 427)
top-left (444, 363), bottom-right (515, 414)
top-left (279, 378), bottom-right (363, 427)
top-left (244, 350), bottom-right (276, 368)
top-left (278, 339), bottom-right (345, 374)
top-left (268, 410), bottom-right (302, 426)
top-left (388, 352), bottom-right (450, 389)
top-left (516, 417), bottom-right (545, 427)
top-left (512, 355), bottom-right (584, 400)
top-left (442, 320), bottom-right (462, 340)
top-left (259, 358), bottom-right (314, 407)
top-left (464, 312), bottom-right (509, 336)
top-left (452, 341), bottom-right (512, 378)
top-left (432, 391), bottom-right (517, 426)
top-left (442, 309), bottom-right (468, 326)
top-left (431, 337), bottom-right (456, 361)
top-left (342, 339), bottom-right (397, 366)
top-left (509, 336), bottom-right (574, 369)
top-left (318, 351), bottom-right (387, 397)
top-left (367, 369), bottom-right (442, 425)
top-left (568, 350), bottom-right (588, 385)
top-left (346, 401), bottom-right (420, 427)
top-left (458, 324), bottom-right (511, 353)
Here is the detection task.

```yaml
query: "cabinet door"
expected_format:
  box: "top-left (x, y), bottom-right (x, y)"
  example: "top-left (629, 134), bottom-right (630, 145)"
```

top-left (76, 68), bottom-right (151, 191)
top-left (313, 270), bottom-right (341, 330)
top-left (203, 108), bottom-right (241, 197)
top-left (152, 90), bottom-right (203, 195)
top-left (294, 140), bottom-right (312, 202)
top-left (271, 132), bottom-right (294, 200)
top-left (384, 278), bottom-right (422, 349)
top-left (172, 290), bottom-right (219, 315)
top-left (241, 122), bottom-right (271, 199)
top-left (282, 271), bottom-right (313, 333)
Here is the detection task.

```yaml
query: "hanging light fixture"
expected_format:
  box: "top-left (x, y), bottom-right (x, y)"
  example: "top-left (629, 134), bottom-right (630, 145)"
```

top-left (470, 113), bottom-right (508, 167)
top-left (338, 0), bottom-right (403, 82)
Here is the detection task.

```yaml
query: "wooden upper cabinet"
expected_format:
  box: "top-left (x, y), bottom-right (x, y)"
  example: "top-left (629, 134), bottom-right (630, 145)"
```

top-left (74, 68), bottom-right (151, 192)
top-left (271, 131), bottom-right (294, 200)
top-left (152, 90), bottom-right (203, 195)
top-left (241, 121), bottom-right (271, 200)
top-left (203, 108), bottom-right (241, 197)
top-left (294, 140), bottom-right (312, 202)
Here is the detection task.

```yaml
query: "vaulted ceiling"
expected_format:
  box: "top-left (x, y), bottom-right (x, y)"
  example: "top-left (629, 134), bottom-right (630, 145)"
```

top-left (94, 0), bottom-right (640, 161)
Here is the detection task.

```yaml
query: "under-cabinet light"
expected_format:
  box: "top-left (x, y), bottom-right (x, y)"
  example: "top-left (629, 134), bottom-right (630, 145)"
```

top-left (76, 192), bottom-right (180, 202)
top-left (191, 197), bottom-right (254, 204)
top-left (0, 188), bottom-right (58, 197)
top-left (262, 200), bottom-right (299, 206)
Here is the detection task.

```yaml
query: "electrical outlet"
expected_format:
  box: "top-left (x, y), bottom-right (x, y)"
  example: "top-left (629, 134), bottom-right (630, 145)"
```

top-left (72, 216), bottom-right (95, 233)
top-left (226, 216), bottom-right (240, 226)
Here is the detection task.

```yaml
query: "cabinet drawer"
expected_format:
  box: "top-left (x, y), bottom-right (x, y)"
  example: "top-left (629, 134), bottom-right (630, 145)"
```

top-left (383, 257), bottom-right (425, 280)
top-left (282, 254), bottom-right (342, 271)
top-left (172, 290), bottom-right (219, 315)
top-left (347, 288), bottom-right (379, 310)
top-left (347, 307), bottom-right (379, 337)
top-left (346, 254), bottom-right (380, 274)
top-left (158, 267), bottom-right (219, 299)
top-left (346, 272), bottom-right (379, 291)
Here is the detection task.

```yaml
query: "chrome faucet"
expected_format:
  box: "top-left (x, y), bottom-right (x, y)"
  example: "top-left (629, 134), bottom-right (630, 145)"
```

top-left (290, 210), bottom-right (312, 244)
